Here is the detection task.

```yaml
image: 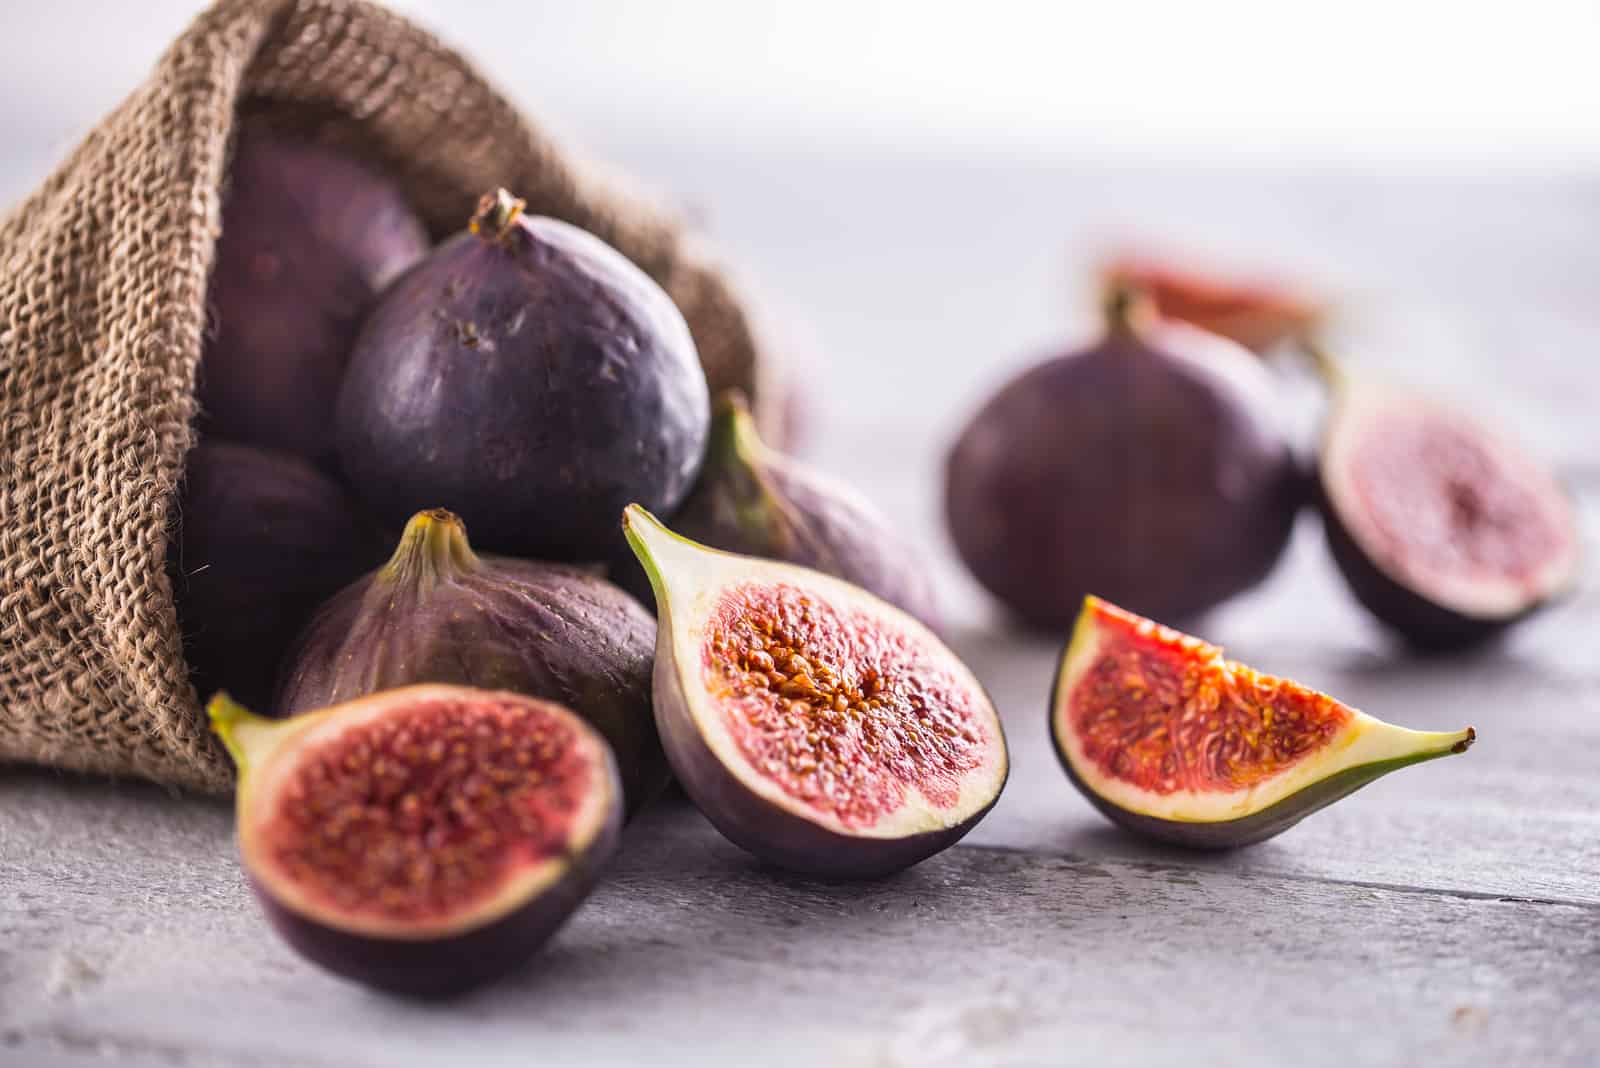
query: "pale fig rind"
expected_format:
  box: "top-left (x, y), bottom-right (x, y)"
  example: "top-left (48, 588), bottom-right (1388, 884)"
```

top-left (625, 506), bottom-right (1008, 879)
top-left (1049, 597), bottom-right (1475, 849)
top-left (211, 686), bottom-right (622, 997)
top-left (1316, 375), bottom-right (1581, 651)
top-left (275, 510), bottom-right (667, 810)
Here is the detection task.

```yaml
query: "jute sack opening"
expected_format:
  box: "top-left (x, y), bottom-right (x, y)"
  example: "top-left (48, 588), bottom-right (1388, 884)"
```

top-left (0, 0), bottom-right (783, 794)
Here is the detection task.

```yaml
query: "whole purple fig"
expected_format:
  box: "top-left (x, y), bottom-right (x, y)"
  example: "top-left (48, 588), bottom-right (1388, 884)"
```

top-left (199, 122), bottom-right (428, 463)
top-left (276, 509), bottom-right (667, 810)
top-left (335, 189), bottom-right (710, 561)
top-left (615, 392), bottom-right (939, 629)
top-left (945, 289), bottom-right (1300, 629)
top-left (169, 441), bottom-right (386, 709)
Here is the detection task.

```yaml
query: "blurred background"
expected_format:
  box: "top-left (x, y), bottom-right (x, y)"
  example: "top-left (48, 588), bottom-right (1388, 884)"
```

top-left (4, 0), bottom-right (1597, 637)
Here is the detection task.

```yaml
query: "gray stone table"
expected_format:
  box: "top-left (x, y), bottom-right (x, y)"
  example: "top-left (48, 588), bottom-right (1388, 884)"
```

top-left (4, 94), bottom-right (1600, 1068)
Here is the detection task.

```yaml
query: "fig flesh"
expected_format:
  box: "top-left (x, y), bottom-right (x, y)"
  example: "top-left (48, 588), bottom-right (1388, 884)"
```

top-left (1100, 254), bottom-right (1322, 354)
top-left (945, 291), bottom-right (1300, 629)
top-left (1051, 596), bottom-right (1475, 848)
top-left (1317, 373), bottom-right (1581, 650)
top-left (617, 391), bottom-right (938, 627)
top-left (200, 121), bottom-right (428, 463)
top-left (169, 441), bottom-right (385, 710)
top-left (276, 509), bottom-right (667, 810)
top-left (209, 685), bottom-right (622, 997)
top-left (336, 189), bottom-right (710, 560)
top-left (624, 506), bottom-right (1008, 878)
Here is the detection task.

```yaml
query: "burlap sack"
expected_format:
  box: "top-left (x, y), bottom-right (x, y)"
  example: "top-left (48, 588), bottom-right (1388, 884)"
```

top-left (0, 0), bottom-right (784, 793)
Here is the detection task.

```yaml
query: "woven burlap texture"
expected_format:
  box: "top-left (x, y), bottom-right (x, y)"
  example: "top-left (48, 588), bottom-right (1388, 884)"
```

top-left (0, 0), bottom-right (778, 793)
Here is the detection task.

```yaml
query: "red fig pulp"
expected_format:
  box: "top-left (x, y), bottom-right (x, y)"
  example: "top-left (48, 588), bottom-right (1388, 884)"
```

top-left (626, 507), bottom-right (1007, 879)
top-left (211, 685), bottom-right (622, 997)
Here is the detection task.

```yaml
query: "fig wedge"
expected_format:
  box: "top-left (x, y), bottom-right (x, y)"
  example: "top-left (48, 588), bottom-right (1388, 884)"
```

top-left (1050, 597), bottom-right (1474, 848)
top-left (210, 685), bottom-right (621, 996)
top-left (623, 505), bottom-right (1007, 878)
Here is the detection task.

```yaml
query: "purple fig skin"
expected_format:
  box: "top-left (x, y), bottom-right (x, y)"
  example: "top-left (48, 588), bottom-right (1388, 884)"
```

top-left (168, 441), bottom-right (386, 709)
top-left (213, 687), bottom-right (623, 998)
top-left (275, 510), bottom-right (668, 810)
top-left (945, 292), bottom-right (1299, 630)
top-left (199, 122), bottom-right (428, 464)
top-left (251, 806), bottom-right (619, 998)
top-left (1320, 492), bottom-right (1509, 652)
top-left (612, 393), bottom-right (940, 630)
top-left (651, 651), bottom-right (998, 879)
top-left (335, 189), bottom-right (710, 561)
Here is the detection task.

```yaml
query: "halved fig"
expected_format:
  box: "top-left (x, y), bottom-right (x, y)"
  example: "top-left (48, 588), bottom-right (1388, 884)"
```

top-left (1051, 597), bottom-right (1475, 848)
top-left (210, 685), bottom-right (622, 996)
top-left (1100, 252), bottom-right (1322, 354)
top-left (623, 505), bottom-right (1008, 878)
top-left (1318, 369), bottom-right (1581, 650)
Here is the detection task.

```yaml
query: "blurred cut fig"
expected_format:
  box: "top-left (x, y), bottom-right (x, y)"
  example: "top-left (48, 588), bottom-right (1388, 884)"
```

top-left (1100, 253), bottom-right (1322, 353)
top-left (210, 685), bottom-right (622, 997)
top-left (945, 290), bottom-right (1300, 630)
top-left (624, 506), bottom-right (1007, 879)
top-left (276, 509), bottom-right (667, 809)
top-left (1316, 365), bottom-right (1580, 650)
top-left (169, 441), bottom-right (385, 710)
top-left (619, 391), bottom-right (938, 627)
top-left (336, 188), bottom-right (710, 560)
top-left (200, 122), bottom-right (428, 463)
top-left (1051, 597), bottom-right (1475, 848)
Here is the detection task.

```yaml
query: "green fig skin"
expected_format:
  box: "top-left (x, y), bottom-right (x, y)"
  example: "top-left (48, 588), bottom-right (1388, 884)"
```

top-left (274, 510), bottom-right (667, 811)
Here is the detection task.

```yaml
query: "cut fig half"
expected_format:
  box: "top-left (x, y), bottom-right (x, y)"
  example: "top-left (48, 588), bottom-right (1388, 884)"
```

top-left (1317, 368), bottom-right (1580, 650)
top-left (1050, 597), bottom-right (1475, 848)
top-left (211, 684), bottom-right (622, 996)
top-left (623, 505), bottom-right (1008, 878)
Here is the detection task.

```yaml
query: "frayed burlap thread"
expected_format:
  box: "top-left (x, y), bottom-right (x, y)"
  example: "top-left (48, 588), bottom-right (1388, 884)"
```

top-left (0, 0), bottom-right (779, 793)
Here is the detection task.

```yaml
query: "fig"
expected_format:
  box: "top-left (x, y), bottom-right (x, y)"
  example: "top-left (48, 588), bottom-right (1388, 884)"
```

top-left (615, 391), bottom-right (939, 627)
top-left (199, 121), bottom-right (429, 463)
top-left (1100, 253), bottom-right (1322, 354)
top-left (623, 505), bottom-right (1008, 878)
top-left (1315, 364), bottom-right (1580, 650)
top-left (209, 685), bottom-right (621, 996)
top-left (1051, 597), bottom-right (1475, 848)
top-left (945, 289), bottom-right (1300, 630)
top-left (336, 188), bottom-right (710, 560)
top-left (169, 441), bottom-right (385, 710)
top-left (275, 509), bottom-right (667, 809)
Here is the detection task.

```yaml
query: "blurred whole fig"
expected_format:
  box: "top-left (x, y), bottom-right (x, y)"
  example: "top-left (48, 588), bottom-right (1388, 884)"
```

top-left (199, 121), bottom-right (428, 463)
top-left (615, 392), bottom-right (938, 629)
top-left (945, 290), bottom-right (1300, 629)
top-left (169, 441), bottom-right (385, 709)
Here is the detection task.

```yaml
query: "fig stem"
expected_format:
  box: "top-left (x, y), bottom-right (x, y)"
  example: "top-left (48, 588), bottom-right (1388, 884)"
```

top-left (382, 509), bottom-right (482, 587)
top-left (207, 692), bottom-right (277, 771)
top-left (1298, 338), bottom-right (1349, 391)
top-left (469, 188), bottom-right (527, 244)
top-left (1101, 283), bottom-right (1157, 337)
